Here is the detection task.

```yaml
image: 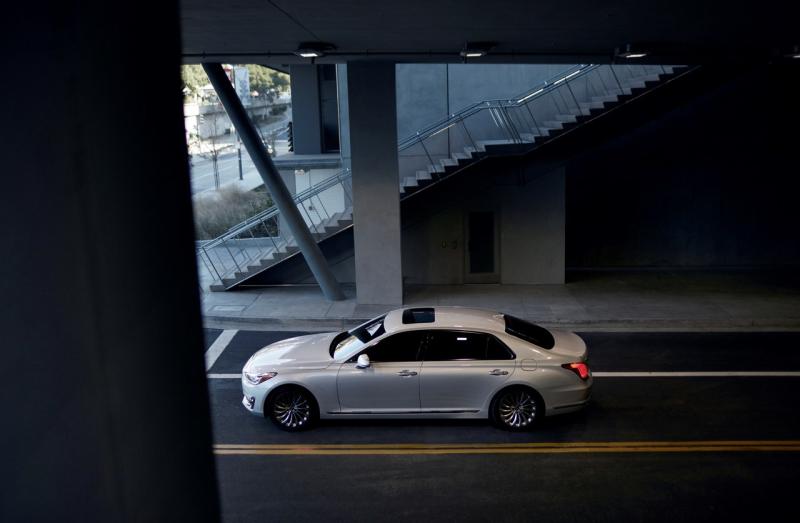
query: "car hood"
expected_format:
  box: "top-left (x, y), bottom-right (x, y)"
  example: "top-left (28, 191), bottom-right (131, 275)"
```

top-left (549, 330), bottom-right (588, 361)
top-left (244, 332), bottom-right (337, 373)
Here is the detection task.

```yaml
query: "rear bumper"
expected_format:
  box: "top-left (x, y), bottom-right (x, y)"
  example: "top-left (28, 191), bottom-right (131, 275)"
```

top-left (544, 377), bottom-right (592, 416)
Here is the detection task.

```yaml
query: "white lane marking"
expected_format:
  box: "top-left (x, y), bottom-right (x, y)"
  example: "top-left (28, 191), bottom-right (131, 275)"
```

top-left (205, 370), bottom-right (800, 379)
top-left (593, 371), bottom-right (800, 378)
top-left (205, 329), bottom-right (238, 371)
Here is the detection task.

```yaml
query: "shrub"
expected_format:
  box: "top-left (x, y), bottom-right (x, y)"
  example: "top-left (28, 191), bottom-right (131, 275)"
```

top-left (194, 186), bottom-right (275, 240)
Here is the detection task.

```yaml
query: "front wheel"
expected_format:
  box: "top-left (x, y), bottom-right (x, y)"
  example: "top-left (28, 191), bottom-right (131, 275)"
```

top-left (267, 387), bottom-right (318, 431)
top-left (490, 387), bottom-right (542, 431)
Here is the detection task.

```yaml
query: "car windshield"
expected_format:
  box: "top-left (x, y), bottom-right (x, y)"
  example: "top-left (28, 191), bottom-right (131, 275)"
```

top-left (504, 314), bottom-right (555, 349)
top-left (330, 314), bottom-right (387, 357)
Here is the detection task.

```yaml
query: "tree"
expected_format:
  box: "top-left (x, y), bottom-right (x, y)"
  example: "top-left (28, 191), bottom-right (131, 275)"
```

top-left (246, 65), bottom-right (290, 99)
top-left (181, 65), bottom-right (208, 99)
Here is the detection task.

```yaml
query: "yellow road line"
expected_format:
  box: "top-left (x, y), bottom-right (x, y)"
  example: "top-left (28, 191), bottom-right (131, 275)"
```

top-left (213, 440), bottom-right (800, 456)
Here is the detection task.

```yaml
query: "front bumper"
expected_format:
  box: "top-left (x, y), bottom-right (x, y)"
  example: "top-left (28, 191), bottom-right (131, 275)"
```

top-left (241, 375), bottom-right (271, 416)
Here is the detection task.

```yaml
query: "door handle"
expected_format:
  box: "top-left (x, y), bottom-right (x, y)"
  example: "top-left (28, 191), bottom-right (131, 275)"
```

top-left (397, 370), bottom-right (418, 377)
top-left (489, 369), bottom-right (508, 376)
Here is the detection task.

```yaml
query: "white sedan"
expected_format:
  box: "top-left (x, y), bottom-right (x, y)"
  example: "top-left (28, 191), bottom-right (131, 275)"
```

top-left (241, 307), bottom-right (592, 431)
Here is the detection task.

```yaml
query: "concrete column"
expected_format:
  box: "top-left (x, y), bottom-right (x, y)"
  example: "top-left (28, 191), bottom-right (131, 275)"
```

top-left (1, 2), bottom-right (219, 521)
top-left (289, 65), bottom-right (322, 154)
top-left (347, 62), bottom-right (403, 305)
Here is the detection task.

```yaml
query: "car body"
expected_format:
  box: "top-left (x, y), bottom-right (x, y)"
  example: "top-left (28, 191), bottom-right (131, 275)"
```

top-left (241, 306), bottom-right (592, 431)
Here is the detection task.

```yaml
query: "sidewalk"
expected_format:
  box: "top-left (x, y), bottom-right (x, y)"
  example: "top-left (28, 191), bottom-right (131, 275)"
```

top-left (200, 269), bottom-right (800, 331)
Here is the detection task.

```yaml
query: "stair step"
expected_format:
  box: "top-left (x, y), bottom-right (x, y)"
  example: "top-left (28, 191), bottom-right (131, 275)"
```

top-left (403, 176), bottom-right (419, 188)
top-left (452, 152), bottom-right (471, 161)
top-left (416, 170), bottom-right (433, 181)
top-left (554, 114), bottom-right (578, 123)
top-left (591, 94), bottom-right (619, 104)
top-left (579, 101), bottom-right (606, 111)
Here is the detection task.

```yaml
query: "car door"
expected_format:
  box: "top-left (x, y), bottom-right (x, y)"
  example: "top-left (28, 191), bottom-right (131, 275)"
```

top-left (336, 331), bottom-right (425, 413)
top-left (419, 330), bottom-right (515, 412)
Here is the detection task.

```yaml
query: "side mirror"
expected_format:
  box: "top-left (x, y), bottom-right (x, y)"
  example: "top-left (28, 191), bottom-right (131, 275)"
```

top-left (356, 354), bottom-right (371, 369)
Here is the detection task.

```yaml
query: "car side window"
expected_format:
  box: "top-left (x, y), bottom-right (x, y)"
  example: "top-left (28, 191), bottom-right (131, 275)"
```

top-left (424, 331), bottom-right (514, 361)
top-left (361, 331), bottom-right (425, 362)
top-left (486, 335), bottom-right (515, 360)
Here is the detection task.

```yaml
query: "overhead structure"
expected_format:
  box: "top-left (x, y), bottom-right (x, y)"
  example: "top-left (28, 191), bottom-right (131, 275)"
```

top-left (202, 62), bottom-right (345, 301)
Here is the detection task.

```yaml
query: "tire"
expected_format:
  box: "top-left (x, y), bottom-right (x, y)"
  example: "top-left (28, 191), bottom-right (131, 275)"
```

top-left (490, 386), bottom-right (543, 432)
top-left (266, 386), bottom-right (319, 432)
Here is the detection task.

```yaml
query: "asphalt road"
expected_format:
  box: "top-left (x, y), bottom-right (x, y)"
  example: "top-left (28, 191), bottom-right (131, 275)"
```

top-left (203, 330), bottom-right (800, 522)
top-left (190, 117), bottom-right (291, 195)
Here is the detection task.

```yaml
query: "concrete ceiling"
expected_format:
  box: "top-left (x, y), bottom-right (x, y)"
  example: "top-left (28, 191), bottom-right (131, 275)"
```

top-left (180, 0), bottom-right (800, 64)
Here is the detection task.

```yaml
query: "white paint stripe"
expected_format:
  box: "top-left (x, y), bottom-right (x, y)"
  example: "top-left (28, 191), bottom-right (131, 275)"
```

top-left (593, 371), bottom-right (800, 378)
top-left (208, 373), bottom-right (241, 379)
top-left (205, 329), bottom-right (238, 371)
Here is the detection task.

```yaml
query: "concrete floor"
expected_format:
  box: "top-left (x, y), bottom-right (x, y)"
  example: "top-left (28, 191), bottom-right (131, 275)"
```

top-left (204, 329), bottom-right (800, 522)
top-left (201, 269), bottom-right (800, 331)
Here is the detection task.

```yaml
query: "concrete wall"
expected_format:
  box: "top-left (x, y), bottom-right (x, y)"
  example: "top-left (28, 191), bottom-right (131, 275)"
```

top-left (402, 163), bottom-right (565, 285)
top-left (290, 164), bottom-right (566, 286)
top-left (566, 64), bottom-right (800, 268)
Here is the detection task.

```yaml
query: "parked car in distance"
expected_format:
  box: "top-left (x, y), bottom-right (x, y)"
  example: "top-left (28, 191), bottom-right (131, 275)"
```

top-left (242, 306), bottom-right (591, 431)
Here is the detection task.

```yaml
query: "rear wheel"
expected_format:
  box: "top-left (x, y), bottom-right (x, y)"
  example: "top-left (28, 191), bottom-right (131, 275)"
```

top-left (490, 387), bottom-right (542, 431)
top-left (267, 386), bottom-right (318, 431)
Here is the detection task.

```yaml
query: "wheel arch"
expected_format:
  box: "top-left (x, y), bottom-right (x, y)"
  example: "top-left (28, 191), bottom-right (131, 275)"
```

top-left (263, 382), bottom-right (321, 419)
top-left (488, 383), bottom-right (546, 419)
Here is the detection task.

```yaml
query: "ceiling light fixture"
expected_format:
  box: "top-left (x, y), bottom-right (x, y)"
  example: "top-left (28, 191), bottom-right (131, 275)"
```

top-left (294, 42), bottom-right (335, 59)
top-left (616, 44), bottom-right (648, 59)
top-left (786, 45), bottom-right (800, 59)
top-left (460, 42), bottom-right (495, 59)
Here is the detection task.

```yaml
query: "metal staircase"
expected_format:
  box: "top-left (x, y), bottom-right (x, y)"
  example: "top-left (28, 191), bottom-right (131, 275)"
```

top-left (197, 63), bottom-right (693, 291)
top-left (197, 170), bottom-right (354, 291)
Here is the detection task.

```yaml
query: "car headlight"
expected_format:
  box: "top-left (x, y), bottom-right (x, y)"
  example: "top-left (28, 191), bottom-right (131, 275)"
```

top-left (244, 371), bottom-right (278, 385)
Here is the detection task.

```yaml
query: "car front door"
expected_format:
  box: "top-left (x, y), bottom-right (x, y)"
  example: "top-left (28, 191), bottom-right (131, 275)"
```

top-left (336, 331), bottom-right (425, 413)
top-left (420, 330), bottom-right (515, 412)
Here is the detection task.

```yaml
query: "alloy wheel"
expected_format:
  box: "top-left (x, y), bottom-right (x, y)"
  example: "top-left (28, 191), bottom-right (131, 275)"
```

top-left (498, 389), bottom-right (537, 429)
top-left (272, 389), bottom-right (311, 429)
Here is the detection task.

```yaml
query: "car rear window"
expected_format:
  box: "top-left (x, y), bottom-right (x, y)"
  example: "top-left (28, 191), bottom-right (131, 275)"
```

top-left (504, 315), bottom-right (555, 349)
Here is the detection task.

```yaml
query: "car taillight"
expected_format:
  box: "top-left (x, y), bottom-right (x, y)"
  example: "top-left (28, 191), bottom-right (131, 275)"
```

top-left (562, 362), bottom-right (590, 380)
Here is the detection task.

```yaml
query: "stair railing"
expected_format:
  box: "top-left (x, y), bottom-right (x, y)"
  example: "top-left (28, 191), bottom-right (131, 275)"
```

top-left (197, 168), bottom-right (353, 286)
top-left (396, 64), bottom-right (676, 181)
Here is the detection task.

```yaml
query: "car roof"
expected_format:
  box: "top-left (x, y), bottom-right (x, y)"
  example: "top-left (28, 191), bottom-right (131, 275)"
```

top-left (383, 306), bottom-right (507, 335)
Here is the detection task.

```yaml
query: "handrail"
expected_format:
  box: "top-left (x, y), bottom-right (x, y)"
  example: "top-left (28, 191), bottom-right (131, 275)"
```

top-left (398, 64), bottom-right (593, 149)
top-left (200, 168), bottom-right (352, 250)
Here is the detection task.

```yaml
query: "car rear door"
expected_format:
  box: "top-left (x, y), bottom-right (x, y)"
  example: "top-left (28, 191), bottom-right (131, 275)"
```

top-left (419, 330), bottom-right (515, 412)
top-left (336, 331), bottom-right (425, 413)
